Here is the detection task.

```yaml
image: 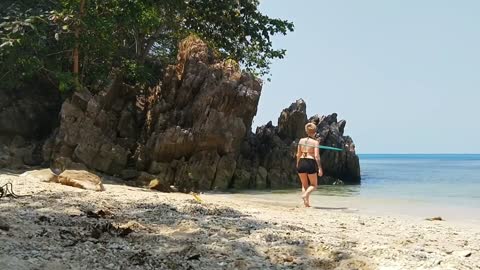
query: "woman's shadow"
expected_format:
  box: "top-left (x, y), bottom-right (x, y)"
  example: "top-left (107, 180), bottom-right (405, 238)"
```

top-left (311, 206), bottom-right (351, 211)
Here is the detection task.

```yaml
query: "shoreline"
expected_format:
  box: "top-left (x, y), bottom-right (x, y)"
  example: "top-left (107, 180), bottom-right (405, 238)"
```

top-left (212, 191), bottom-right (480, 227)
top-left (1, 172), bottom-right (479, 269)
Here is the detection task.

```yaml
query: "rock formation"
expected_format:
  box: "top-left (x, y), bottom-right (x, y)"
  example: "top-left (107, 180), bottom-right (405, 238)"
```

top-left (45, 36), bottom-right (262, 192)
top-left (234, 99), bottom-right (361, 188)
top-left (1, 36), bottom-right (361, 190)
top-left (44, 76), bottom-right (140, 175)
top-left (0, 81), bottom-right (61, 168)
top-left (20, 169), bottom-right (104, 191)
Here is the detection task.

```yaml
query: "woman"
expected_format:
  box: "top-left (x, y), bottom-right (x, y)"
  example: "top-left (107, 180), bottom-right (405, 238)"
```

top-left (296, 123), bottom-right (323, 207)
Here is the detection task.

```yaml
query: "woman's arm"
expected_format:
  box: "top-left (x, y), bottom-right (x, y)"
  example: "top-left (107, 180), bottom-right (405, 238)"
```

top-left (296, 139), bottom-right (302, 166)
top-left (315, 141), bottom-right (323, 176)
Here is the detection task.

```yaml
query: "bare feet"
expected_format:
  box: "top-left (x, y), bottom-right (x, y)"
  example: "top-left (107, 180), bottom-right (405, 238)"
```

top-left (302, 194), bottom-right (310, 207)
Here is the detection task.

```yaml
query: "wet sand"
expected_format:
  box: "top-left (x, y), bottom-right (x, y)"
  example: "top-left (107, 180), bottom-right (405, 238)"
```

top-left (222, 190), bottom-right (480, 226)
top-left (1, 171), bottom-right (479, 269)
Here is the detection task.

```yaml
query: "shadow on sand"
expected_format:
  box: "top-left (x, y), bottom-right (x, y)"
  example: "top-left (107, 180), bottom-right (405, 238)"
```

top-left (0, 170), bottom-right (373, 269)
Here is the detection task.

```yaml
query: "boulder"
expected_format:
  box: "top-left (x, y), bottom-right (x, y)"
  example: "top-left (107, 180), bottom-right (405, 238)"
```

top-left (20, 169), bottom-right (56, 182)
top-left (51, 170), bottom-right (105, 191)
top-left (148, 179), bottom-right (172, 193)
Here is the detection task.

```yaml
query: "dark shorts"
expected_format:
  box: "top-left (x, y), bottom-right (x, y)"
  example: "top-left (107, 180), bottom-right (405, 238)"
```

top-left (297, 158), bottom-right (318, 174)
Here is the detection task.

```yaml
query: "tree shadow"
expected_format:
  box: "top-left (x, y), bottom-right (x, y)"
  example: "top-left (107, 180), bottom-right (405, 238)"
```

top-left (0, 172), bottom-right (374, 270)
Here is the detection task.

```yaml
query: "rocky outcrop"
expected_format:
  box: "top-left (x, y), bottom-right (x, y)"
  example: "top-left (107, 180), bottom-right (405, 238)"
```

top-left (1, 36), bottom-right (360, 190)
top-left (135, 37), bottom-right (262, 192)
top-left (47, 36), bottom-right (262, 192)
top-left (0, 82), bottom-right (61, 168)
top-left (277, 99), bottom-right (308, 140)
top-left (45, 76), bottom-right (141, 175)
top-left (232, 99), bottom-right (360, 188)
top-left (310, 113), bottom-right (361, 184)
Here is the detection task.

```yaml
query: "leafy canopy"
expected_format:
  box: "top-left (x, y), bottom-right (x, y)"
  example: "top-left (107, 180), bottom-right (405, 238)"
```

top-left (0, 0), bottom-right (293, 90)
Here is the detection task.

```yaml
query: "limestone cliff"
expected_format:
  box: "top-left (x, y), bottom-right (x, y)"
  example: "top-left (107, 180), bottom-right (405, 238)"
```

top-left (235, 99), bottom-right (360, 188)
top-left (1, 36), bottom-right (360, 190)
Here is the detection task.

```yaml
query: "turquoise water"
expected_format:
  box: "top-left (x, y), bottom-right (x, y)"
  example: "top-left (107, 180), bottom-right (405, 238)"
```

top-left (221, 154), bottom-right (480, 221)
top-left (338, 154), bottom-right (480, 208)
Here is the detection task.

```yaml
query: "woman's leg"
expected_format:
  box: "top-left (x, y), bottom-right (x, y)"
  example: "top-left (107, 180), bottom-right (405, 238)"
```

top-left (298, 173), bottom-right (309, 207)
top-left (304, 173), bottom-right (318, 206)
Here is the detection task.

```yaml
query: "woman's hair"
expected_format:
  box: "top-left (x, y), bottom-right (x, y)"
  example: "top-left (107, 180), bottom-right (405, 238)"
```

top-left (305, 123), bottom-right (317, 137)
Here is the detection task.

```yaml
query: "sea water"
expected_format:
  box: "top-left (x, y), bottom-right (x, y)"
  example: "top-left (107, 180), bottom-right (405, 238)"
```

top-left (229, 154), bottom-right (480, 222)
top-left (356, 154), bottom-right (480, 208)
top-left (296, 154), bottom-right (480, 221)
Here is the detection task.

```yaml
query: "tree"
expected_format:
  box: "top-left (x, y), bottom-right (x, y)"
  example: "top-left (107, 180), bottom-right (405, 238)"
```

top-left (0, 0), bottom-right (294, 90)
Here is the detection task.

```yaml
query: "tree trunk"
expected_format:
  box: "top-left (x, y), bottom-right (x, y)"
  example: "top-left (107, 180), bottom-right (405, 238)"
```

top-left (73, 0), bottom-right (86, 89)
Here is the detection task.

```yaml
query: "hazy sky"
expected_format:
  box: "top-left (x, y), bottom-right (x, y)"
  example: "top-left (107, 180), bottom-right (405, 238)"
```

top-left (255, 0), bottom-right (479, 154)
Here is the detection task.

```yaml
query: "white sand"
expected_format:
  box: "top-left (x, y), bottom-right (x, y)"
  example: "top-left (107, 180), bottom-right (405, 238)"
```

top-left (1, 171), bottom-right (479, 269)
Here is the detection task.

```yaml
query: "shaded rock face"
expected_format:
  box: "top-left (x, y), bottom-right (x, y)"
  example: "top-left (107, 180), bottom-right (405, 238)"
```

top-left (45, 76), bottom-right (142, 175)
top-left (135, 37), bottom-right (262, 192)
top-left (0, 82), bottom-right (61, 168)
top-left (310, 114), bottom-right (361, 184)
top-left (48, 36), bottom-right (262, 192)
top-left (277, 99), bottom-right (308, 140)
top-left (234, 99), bottom-right (361, 187)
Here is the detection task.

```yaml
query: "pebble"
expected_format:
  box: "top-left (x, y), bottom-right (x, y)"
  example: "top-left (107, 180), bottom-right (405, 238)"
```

top-left (0, 220), bottom-right (10, 231)
top-left (453, 250), bottom-right (472, 257)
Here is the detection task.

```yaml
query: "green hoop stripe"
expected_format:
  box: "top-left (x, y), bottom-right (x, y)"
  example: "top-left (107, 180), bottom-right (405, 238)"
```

top-left (295, 143), bottom-right (343, 151)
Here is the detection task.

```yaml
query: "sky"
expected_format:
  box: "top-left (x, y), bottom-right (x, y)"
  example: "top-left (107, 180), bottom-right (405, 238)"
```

top-left (255, 0), bottom-right (480, 154)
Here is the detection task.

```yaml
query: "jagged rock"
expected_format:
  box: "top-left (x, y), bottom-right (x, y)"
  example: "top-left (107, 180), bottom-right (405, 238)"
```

top-left (255, 166), bottom-right (268, 189)
top-left (277, 99), bottom-right (308, 140)
top-left (213, 154), bottom-right (236, 190)
top-left (233, 169), bottom-right (251, 189)
top-left (50, 157), bottom-right (88, 173)
top-left (40, 36), bottom-right (262, 192)
top-left (314, 113), bottom-right (361, 184)
top-left (120, 169), bottom-right (139, 180)
top-left (136, 36), bottom-right (262, 191)
top-left (234, 99), bottom-right (361, 187)
top-left (46, 76), bottom-right (137, 175)
top-left (49, 170), bottom-right (105, 191)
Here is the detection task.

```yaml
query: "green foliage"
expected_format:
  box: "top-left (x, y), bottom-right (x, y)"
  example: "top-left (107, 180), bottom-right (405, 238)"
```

top-left (0, 0), bottom-right (293, 90)
top-left (57, 71), bottom-right (75, 92)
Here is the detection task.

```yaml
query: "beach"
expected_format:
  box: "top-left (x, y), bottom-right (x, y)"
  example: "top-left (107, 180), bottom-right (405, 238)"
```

top-left (1, 171), bottom-right (479, 270)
